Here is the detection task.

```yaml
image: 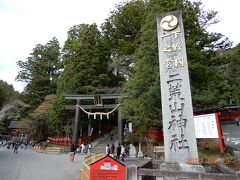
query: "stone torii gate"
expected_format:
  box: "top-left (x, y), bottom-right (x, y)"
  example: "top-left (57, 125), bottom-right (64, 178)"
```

top-left (62, 93), bottom-right (124, 145)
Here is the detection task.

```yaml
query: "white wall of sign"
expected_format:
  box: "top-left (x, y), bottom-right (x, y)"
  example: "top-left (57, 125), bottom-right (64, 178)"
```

top-left (194, 113), bottom-right (219, 139)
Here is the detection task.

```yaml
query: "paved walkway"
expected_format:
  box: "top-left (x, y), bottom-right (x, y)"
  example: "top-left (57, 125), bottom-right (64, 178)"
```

top-left (0, 147), bottom-right (85, 180)
top-left (222, 124), bottom-right (240, 150)
top-left (0, 146), bottom-right (149, 180)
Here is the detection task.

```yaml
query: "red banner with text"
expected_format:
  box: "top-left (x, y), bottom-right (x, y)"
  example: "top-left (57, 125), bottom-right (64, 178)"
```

top-left (90, 156), bottom-right (125, 180)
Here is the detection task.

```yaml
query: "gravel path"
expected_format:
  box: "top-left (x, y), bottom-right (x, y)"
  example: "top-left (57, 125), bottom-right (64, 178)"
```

top-left (0, 147), bottom-right (85, 180)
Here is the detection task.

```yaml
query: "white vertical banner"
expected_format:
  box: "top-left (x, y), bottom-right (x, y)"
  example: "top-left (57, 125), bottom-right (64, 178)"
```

top-left (90, 128), bottom-right (94, 136)
top-left (128, 122), bottom-right (132, 132)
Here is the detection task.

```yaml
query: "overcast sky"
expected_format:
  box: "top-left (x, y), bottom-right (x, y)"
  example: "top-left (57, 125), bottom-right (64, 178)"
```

top-left (0, 0), bottom-right (239, 93)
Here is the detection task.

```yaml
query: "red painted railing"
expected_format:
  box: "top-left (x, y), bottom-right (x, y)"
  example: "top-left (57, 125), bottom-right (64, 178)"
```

top-left (48, 137), bottom-right (72, 146)
top-left (132, 129), bottom-right (163, 142)
top-left (219, 112), bottom-right (240, 121)
top-left (48, 127), bottom-right (112, 146)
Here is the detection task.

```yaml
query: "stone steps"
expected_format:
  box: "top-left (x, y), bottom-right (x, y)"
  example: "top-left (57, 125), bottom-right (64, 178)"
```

top-left (91, 131), bottom-right (118, 154)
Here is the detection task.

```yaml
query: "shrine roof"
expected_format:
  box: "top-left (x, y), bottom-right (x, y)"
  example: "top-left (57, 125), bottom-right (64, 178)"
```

top-left (193, 104), bottom-right (240, 114)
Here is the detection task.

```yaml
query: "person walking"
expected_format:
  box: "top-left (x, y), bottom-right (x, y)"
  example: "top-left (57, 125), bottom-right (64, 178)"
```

top-left (13, 141), bottom-right (20, 154)
top-left (88, 142), bottom-right (92, 154)
top-left (120, 144), bottom-right (125, 161)
top-left (106, 144), bottom-right (110, 156)
top-left (0, 140), bottom-right (3, 147)
top-left (69, 143), bottom-right (77, 162)
top-left (110, 143), bottom-right (115, 157)
top-left (76, 147), bottom-right (81, 154)
top-left (84, 143), bottom-right (88, 155)
top-left (24, 141), bottom-right (28, 150)
top-left (80, 143), bottom-right (85, 155)
top-left (125, 144), bottom-right (130, 157)
top-left (12, 141), bottom-right (16, 150)
top-left (116, 144), bottom-right (121, 160)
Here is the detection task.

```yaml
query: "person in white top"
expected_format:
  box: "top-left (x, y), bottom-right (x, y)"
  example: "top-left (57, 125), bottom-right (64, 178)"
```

top-left (106, 144), bottom-right (110, 155)
top-left (80, 143), bottom-right (85, 154)
top-left (120, 145), bottom-right (125, 161)
top-left (88, 143), bottom-right (92, 154)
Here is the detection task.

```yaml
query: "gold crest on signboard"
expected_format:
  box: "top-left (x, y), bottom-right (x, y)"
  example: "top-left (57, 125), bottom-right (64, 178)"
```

top-left (160, 15), bottom-right (178, 31)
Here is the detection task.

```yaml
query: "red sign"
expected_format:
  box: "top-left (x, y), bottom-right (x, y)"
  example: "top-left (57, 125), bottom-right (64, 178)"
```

top-left (90, 156), bottom-right (125, 180)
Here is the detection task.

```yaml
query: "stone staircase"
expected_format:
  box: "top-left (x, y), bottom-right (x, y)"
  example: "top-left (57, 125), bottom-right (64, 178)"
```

top-left (91, 129), bottom-right (118, 154)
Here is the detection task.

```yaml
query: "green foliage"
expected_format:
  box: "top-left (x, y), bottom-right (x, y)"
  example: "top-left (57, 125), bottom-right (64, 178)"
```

top-left (122, 82), bottom-right (162, 131)
top-left (25, 95), bottom-right (55, 140)
top-left (63, 125), bottom-right (72, 137)
top-left (0, 84), bottom-right (7, 109)
top-left (122, 0), bottom-right (232, 130)
top-left (58, 24), bottom-right (120, 94)
top-left (125, 133), bottom-right (138, 145)
top-left (48, 24), bottom-right (123, 135)
top-left (10, 0), bottom-right (239, 141)
top-left (16, 37), bottom-right (62, 107)
top-left (122, 0), bottom-right (180, 131)
top-left (0, 100), bottom-right (28, 133)
top-left (101, 0), bottom-right (147, 77)
top-left (47, 94), bottom-right (66, 132)
top-left (192, 83), bottom-right (219, 108)
top-left (0, 80), bottom-right (20, 109)
top-left (0, 80), bottom-right (26, 133)
top-left (208, 44), bottom-right (240, 104)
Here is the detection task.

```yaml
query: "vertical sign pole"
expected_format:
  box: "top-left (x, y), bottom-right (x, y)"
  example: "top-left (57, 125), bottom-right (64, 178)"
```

top-left (73, 99), bottom-right (80, 145)
top-left (157, 11), bottom-right (199, 163)
top-left (99, 116), bottom-right (101, 138)
top-left (215, 112), bottom-right (225, 157)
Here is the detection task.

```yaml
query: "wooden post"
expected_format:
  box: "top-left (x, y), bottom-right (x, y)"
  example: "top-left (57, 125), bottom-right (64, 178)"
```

top-left (72, 99), bottom-right (80, 145)
top-left (98, 116), bottom-right (101, 138)
top-left (88, 118), bottom-right (91, 137)
top-left (118, 107), bottom-right (124, 145)
top-left (215, 112), bottom-right (226, 156)
top-left (79, 126), bottom-right (83, 138)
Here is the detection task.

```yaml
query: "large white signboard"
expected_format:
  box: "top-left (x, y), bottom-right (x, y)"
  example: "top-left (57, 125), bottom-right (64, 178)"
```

top-left (194, 113), bottom-right (218, 138)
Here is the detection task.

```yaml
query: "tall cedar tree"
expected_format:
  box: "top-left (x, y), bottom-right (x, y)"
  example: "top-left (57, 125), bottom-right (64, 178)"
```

top-left (25, 95), bottom-right (55, 140)
top-left (208, 44), bottom-right (240, 104)
top-left (101, 0), bottom-right (147, 77)
top-left (16, 37), bottom-right (62, 108)
top-left (0, 80), bottom-right (24, 133)
top-left (0, 80), bottom-right (20, 109)
top-left (0, 100), bottom-right (28, 133)
top-left (48, 24), bottom-right (122, 133)
top-left (121, 0), bottom-right (232, 131)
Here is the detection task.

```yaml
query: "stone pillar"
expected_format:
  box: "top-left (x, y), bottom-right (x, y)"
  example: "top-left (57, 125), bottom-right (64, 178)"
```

top-left (157, 11), bottom-right (198, 163)
top-left (118, 107), bottom-right (124, 145)
top-left (160, 162), bottom-right (205, 180)
top-left (72, 99), bottom-right (80, 145)
top-left (79, 126), bottom-right (83, 138)
top-left (138, 143), bottom-right (144, 158)
top-left (127, 165), bottom-right (138, 180)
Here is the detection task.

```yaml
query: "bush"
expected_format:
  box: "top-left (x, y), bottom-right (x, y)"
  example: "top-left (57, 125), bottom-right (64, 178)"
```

top-left (125, 133), bottom-right (138, 145)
